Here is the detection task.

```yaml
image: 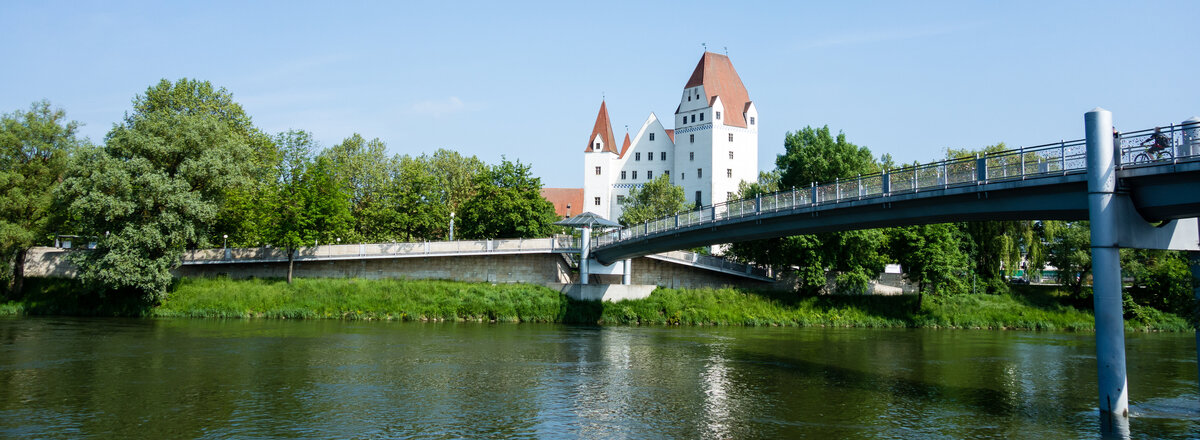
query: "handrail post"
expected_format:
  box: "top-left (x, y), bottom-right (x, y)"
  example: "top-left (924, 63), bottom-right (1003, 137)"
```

top-left (810, 182), bottom-right (817, 206)
top-left (882, 170), bottom-right (890, 195)
top-left (835, 177), bottom-right (840, 200)
top-left (1060, 140), bottom-right (1066, 173)
top-left (976, 154), bottom-right (987, 183)
top-left (755, 195), bottom-right (761, 213)
top-left (1020, 147), bottom-right (1026, 178)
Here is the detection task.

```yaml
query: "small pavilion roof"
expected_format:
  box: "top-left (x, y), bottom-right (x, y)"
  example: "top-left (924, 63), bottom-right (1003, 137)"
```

top-left (554, 211), bottom-right (621, 228)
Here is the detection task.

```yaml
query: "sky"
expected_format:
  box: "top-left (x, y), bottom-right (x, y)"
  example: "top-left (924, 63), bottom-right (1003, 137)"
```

top-left (4, 1), bottom-right (1199, 188)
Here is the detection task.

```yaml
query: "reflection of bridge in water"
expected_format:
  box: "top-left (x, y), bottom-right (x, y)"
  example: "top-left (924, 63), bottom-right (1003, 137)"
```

top-left (589, 111), bottom-right (1200, 429)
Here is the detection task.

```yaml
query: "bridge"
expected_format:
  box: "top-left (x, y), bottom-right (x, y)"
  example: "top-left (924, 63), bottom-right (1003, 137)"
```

top-left (587, 110), bottom-right (1200, 427)
top-left (592, 121), bottom-right (1200, 265)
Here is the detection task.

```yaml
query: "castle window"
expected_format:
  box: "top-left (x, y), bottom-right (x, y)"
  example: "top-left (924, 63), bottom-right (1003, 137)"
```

top-left (689, 152), bottom-right (695, 161)
top-left (699, 113), bottom-right (704, 121)
top-left (689, 134), bottom-right (694, 143)
top-left (660, 152), bottom-right (666, 161)
top-left (649, 133), bottom-right (655, 141)
top-left (681, 173), bottom-right (686, 180)
top-left (621, 171), bottom-right (627, 180)
top-left (729, 151), bottom-right (734, 160)
top-left (632, 171), bottom-right (638, 179)
top-left (728, 133), bottom-right (734, 142)
top-left (695, 191), bottom-right (702, 206)
top-left (697, 168), bottom-right (703, 178)
top-left (594, 142), bottom-right (600, 150)
top-left (647, 170), bottom-right (653, 179)
top-left (648, 152), bottom-right (654, 161)
top-left (595, 166), bottom-right (601, 175)
top-left (690, 115), bottom-right (695, 123)
top-left (726, 168), bottom-right (732, 178)
top-left (617, 195), bottom-right (625, 205)
top-left (750, 116), bottom-right (756, 125)
top-left (635, 152), bottom-right (641, 161)
top-left (688, 95), bottom-right (691, 102)
top-left (727, 192), bottom-right (734, 201)
top-left (594, 197), bottom-right (601, 206)
top-left (664, 170), bottom-right (670, 178)
top-left (716, 111), bottom-right (721, 120)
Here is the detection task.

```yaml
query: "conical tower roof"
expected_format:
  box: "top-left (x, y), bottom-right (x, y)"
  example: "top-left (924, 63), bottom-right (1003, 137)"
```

top-left (585, 101), bottom-right (619, 154)
top-left (683, 52), bottom-right (752, 128)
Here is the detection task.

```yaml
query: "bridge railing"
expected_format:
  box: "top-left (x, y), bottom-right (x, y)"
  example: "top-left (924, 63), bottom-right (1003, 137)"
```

top-left (595, 121), bottom-right (1199, 249)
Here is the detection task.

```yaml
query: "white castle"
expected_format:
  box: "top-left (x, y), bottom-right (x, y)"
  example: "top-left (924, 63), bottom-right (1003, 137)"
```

top-left (582, 52), bottom-right (758, 221)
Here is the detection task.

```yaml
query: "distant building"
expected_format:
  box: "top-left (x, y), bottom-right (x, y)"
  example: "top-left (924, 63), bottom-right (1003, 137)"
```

top-left (581, 52), bottom-right (759, 221)
top-left (540, 188), bottom-right (584, 218)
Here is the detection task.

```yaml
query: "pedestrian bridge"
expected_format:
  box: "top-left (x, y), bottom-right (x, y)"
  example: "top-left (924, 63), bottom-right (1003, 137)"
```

top-left (592, 122), bottom-right (1200, 265)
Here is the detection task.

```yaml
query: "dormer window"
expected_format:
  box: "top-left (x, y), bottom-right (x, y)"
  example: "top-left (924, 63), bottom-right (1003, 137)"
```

top-left (594, 142), bottom-right (600, 150)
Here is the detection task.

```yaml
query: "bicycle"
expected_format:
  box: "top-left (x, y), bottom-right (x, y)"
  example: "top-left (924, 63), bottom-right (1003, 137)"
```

top-left (1131, 129), bottom-right (1175, 164)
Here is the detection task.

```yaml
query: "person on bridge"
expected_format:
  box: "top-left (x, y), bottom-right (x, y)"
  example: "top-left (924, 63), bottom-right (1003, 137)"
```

top-left (1142, 127), bottom-right (1170, 157)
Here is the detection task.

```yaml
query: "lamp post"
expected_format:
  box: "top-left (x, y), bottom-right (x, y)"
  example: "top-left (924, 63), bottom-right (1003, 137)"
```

top-left (449, 212), bottom-right (455, 241)
top-left (223, 234), bottom-right (228, 249)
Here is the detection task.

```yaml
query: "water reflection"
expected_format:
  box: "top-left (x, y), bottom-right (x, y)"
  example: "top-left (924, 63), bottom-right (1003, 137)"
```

top-left (0, 318), bottom-right (1196, 439)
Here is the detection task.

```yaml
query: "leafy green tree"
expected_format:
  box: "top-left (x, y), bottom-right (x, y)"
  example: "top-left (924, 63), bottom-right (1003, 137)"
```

top-left (1121, 249), bottom-right (1195, 316)
top-left (618, 174), bottom-right (687, 226)
top-left (261, 130), bottom-right (353, 283)
top-left (459, 158), bottom-right (559, 239)
top-left (0, 101), bottom-right (84, 297)
top-left (427, 148), bottom-right (486, 216)
top-left (389, 154), bottom-right (450, 240)
top-left (776, 125), bottom-right (879, 190)
top-left (889, 223), bottom-right (968, 308)
top-left (57, 79), bottom-right (258, 299)
top-left (320, 134), bottom-right (391, 242)
top-left (1045, 221), bottom-right (1091, 296)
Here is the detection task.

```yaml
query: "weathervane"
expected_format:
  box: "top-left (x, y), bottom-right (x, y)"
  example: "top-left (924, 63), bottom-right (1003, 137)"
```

top-left (724, 46), bottom-right (728, 56)
top-left (702, 42), bottom-right (707, 52)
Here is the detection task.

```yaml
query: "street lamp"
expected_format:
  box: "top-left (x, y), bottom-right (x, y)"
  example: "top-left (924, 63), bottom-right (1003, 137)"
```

top-left (449, 211), bottom-right (455, 241)
top-left (223, 234), bottom-right (228, 249)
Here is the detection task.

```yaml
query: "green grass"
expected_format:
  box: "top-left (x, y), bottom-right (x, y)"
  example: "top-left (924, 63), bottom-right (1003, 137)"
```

top-left (2, 277), bottom-right (1192, 331)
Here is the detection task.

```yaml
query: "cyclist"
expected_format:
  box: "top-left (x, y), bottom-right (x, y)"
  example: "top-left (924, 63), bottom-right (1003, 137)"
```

top-left (1142, 127), bottom-right (1170, 157)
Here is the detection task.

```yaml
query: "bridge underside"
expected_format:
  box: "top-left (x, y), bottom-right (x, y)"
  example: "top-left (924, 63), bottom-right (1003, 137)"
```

top-left (594, 161), bottom-right (1200, 265)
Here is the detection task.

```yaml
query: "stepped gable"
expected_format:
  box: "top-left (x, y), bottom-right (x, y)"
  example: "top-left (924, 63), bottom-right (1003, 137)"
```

top-left (585, 101), bottom-right (619, 154)
top-left (684, 52), bottom-right (752, 128)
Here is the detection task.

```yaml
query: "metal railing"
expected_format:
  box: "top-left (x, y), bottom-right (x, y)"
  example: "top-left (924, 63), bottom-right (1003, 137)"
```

top-left (182, 235), bottom-right (581, 264)
top-left (649, 250), bottom-right (772, 279)
top-left (595, 122), bottom-right (1200, 249)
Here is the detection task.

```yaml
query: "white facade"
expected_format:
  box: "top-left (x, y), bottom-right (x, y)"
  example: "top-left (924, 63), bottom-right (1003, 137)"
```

top-left (583, 52), bottom-right (759, 221)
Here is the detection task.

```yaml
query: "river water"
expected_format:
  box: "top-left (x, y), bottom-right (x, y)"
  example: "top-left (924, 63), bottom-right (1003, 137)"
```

top-left (0, 318), bottom-right (1196, 439)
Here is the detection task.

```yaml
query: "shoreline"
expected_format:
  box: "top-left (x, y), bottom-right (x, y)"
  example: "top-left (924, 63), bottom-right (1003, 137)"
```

top-left (2, 277), bottom-right (1192, 332)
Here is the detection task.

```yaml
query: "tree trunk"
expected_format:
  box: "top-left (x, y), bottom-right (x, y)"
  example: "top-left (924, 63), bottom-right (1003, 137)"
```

top-left (287, 247), bottom-right (295, 284)
top-left (11, 248), bottom-right (27, 299)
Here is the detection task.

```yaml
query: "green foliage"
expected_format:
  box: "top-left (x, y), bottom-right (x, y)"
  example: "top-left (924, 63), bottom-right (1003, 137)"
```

top-left (1045, 221), bottom-right (1091, 295)
top-left (459, 158), bottom-right (559, 239)
top-left (618, 174), bottom-right (688, 226)
top-left (776, 125), bottom-right (878, 189)
top-left (889, 223), bottom-right (968, 295)
top-left (320, 134), bottom-right (391, 241)
top-left (262, 131), bottom-right (354, 254)
top-left (1122, 249), bottom-right (1196, 317)
top-left (0, 100), bottom-right (83, 294)
top-left (57, 79), bottom-right (259, 299)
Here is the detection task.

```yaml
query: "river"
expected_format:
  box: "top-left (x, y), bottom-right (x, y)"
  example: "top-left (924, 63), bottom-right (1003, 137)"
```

top-left (0, 317), bottom-right (1196, 439)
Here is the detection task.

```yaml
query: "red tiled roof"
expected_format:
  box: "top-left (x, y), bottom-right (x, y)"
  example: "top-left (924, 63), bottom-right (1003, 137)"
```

top-left (683, 52), bottom-right (752, 128)
top-left (585, 101), bottom-right (619, 154)
top-left (618, 133), bottom-right (632, 158)
top-left (540, 188), bottom-right (585, 218)
top-left (664, 129), bottom-right (675, 142)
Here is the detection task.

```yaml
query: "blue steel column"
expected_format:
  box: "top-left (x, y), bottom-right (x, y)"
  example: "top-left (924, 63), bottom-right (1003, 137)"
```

top-left (1085, 108), bottom-right (1128, 420)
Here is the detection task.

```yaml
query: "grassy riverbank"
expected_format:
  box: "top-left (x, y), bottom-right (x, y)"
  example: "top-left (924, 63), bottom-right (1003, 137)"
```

top-left (1, 277), bottom-right (1192, 331)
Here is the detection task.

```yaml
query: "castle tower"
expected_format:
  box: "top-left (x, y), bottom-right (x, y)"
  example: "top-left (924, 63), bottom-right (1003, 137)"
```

top-left (583, 101), bottom-right (617, 219)
top-left (674, 52), bottom-right (758, 208)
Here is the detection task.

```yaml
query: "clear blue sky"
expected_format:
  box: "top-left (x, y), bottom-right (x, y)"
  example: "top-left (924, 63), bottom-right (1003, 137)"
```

top-left (4, 1), bottom-right (1198, 188)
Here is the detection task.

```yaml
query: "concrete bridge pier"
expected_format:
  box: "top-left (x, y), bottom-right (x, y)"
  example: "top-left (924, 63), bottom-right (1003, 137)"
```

top-left (1085, 108), bottom-right (1130, 425)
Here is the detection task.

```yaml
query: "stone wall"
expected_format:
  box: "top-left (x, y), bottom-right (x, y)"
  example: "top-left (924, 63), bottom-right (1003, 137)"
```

top-left (175, 253), bottom-right (574, 284)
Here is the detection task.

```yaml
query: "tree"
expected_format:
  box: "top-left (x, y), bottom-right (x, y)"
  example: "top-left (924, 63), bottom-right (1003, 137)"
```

top-left (0, 101), bottom-right (83, 297)
top-left (57, 79), bottom-right (258, 299)
top-left (388, 154), bottom-right (450, 240)
top-left (730, 126), bottom-right (888, 294)
top-left (261, 130), bottom-right (353, 283)
top-left (320, 134), bottom-right (390, 241)
top-left (776, 126), bottom-right (878, 190)
top-left (459, 158), bottom-right (559, 239)
top-left (889, 223), bottom-right (968, 309)
top-left (618, 174), bottom-right (687, 226)
top-left (1045, 221), bottom-right (1091, 296)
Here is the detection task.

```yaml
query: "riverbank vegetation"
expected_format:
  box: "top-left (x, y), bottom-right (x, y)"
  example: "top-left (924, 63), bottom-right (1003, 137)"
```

top-left (2, 277), bottom-right (1191, 331)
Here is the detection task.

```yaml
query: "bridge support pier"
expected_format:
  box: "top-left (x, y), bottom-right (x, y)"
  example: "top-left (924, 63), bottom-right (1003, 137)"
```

top-left (580, 226), bottom-right (591, 285)
top-left (622, 259), bottom-right (631, 285)
top-left (1085, 108), bottom-right (1129, 424)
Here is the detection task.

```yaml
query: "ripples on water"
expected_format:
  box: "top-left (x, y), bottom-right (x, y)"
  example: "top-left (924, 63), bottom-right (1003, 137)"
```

top-left (0, 318), bottom-right (1196, 439)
